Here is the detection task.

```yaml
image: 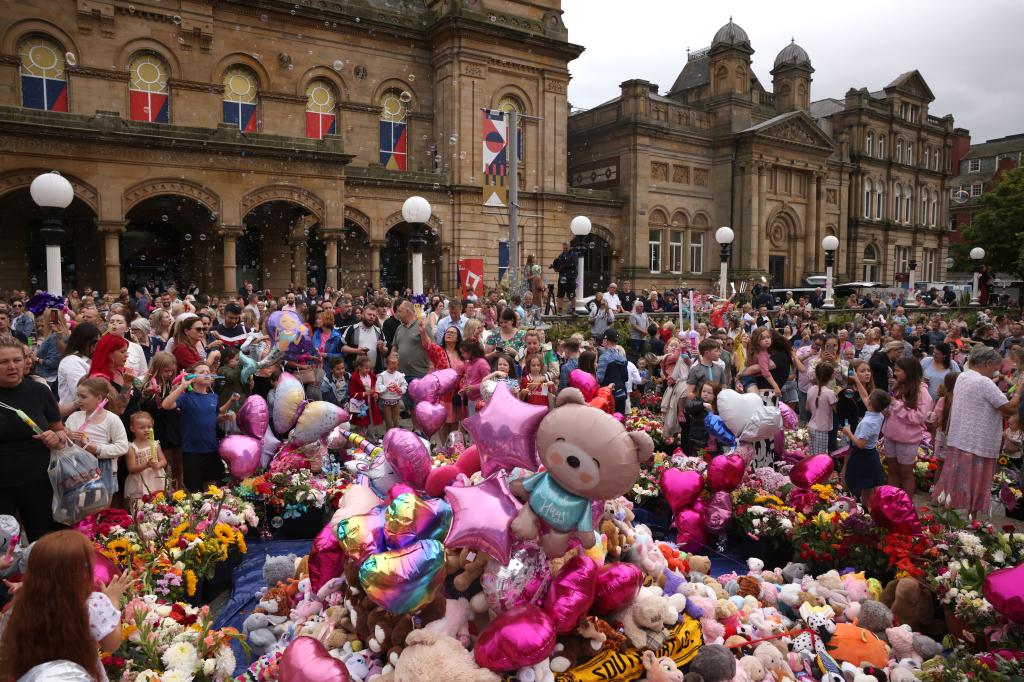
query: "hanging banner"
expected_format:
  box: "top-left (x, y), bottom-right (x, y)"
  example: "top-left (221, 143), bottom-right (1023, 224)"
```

top-left (457, 258), bottom-right (485, 298)
top-left (482, 109), bottom-right (508, 207)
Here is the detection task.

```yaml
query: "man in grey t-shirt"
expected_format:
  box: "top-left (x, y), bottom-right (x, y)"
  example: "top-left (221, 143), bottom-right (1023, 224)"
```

top-left (392, 301), bottom-right (431, 414)
top-left (627, 300), bottom-right (649, 361)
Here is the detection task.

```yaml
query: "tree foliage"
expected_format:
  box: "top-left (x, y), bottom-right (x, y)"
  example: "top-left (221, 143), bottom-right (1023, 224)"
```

top-left (958, 167), bottom-right (1024, 278)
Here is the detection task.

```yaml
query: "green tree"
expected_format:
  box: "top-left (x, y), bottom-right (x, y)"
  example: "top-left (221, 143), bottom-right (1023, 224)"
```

top-left (957, 167), bottom-right (1024, 278)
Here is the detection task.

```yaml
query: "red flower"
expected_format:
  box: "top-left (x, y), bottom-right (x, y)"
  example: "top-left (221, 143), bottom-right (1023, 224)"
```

top-left (169, 603), bottom-right (198, 626)
top-left (101, 654), bottom-right (125, 668)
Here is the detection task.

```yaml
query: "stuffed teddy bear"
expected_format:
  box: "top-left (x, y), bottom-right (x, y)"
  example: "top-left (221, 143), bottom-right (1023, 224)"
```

top-left (826, 622), bottom-right (889, 670)
top-left (622, 591), bottom-right (678, 651)
top-left (738, 655), bottom-right (770, 682)
top-left (753, 642), bottom-right (793, 681)
top-left (714, 599), bottom-right (741, 640)
top-left (368, 594), bottom-right (448, 671)
top-left (689, 594), bottom-right (724, 644)
top-left (780, 562), bottom-right (808, 584)
top-left (885, 625), bottom-right (919, 666)
top-left (373, 629), bottom-right (500, 682)
top-left (880, 578), bottom-right (942, 639)
top-left (686, 554), bottom-right (712, 581)
top-left (510, 388), bottom-right (655, 557)
top-left (912, 633), bottom-right (941, 662)
top-left (263, 553), bottom-right (299, 588)
top-left (640, 650), bottom-right (684, 682)
top-left (424, 597), bottom-right (474, 648)
top-left (600, 497), bottom-right (636, 559)
top-left (446, 548), bottom-right (491, 593)
top-left (243, 613), bottom-right (288, 657)
top-left (550, 616), bottom-right (624, 674)
top-left (687, 644), bottom-right (736, 682)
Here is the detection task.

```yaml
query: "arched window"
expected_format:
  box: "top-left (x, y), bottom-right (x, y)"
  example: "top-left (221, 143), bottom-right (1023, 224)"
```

top-left (930, 191), bottom-right (938, 226)
top-left (379, 88), bottom-right (409, 171)
top-left (877, 135), bottom-right (886, 160)
top-left (895, 139), bottom-right (903, 164)
top-left (904, 187), bottom-right (913, 224)
top-left (920, 188), bottom-right (929, 225)
top-left (128, 52), bottom-right (169, 123)
top-left (924, 146), bottom-right (930, 169)
top-left (305, 79), bottom-right (337, 139)
top-left (876, 183), bottom-right (884, 219)
top-left (223, 66), bottom-right (258, 132)
top-left (18, 35), bottom-right (68, 111)
top-left (907, 142), bottom-right (914, 166)
top-left (863, 243), bottom-right (880, 282)
top-left (865, 130), bottom-right (873, 156)
top-left (863, 178), bottom-right (872, 218)
top-left (894, 183), bottom-right (902, 222)
top-left (497, 95), bottom-right (525, 161)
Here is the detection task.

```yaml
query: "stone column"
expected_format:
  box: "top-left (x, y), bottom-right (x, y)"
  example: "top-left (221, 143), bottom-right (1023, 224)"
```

top-left (218, 225), bottom-right (244, 297)
top-left (805, 173), bottom-right (818, 274)
top-left (756, 165), bottom-right (768, 272)
top-left (320, 230), bottom-right (341, 290)
top-left (813, 173), bottom-right (823, 271)
top-left (97, 221), bottom-right (125, 294)
top-left (370, 241), bottom-right (385, 290)
top-left (289, 216), bottom-right (314, 289)
top-left (747, 165), bottom-right (759, 269)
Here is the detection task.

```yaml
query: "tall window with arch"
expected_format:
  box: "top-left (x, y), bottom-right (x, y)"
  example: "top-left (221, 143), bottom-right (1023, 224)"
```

top-left (862, 243), bottom-right (880, 281)
top-left (894, 183), bottom-right (902, 222)
top-left (223, 66), bottom-right (258, 132)
top-left (648, 230), bottom-right (662, 273)
top-left (18, 35), bottom-right (68, 112)
top-left (128, 52), bottom-right (169, 123)
top-left (895, 140), bottom-right (903, 164)
top-left (930, 191), bottom-right (938, 226)
top-left (876, 184), bottom-right (885, 220)
top-left (496, 95), bottom-right (525, 163)
top-left (895, 246), bottom-right (910, 276)
top-left (904, 187), bottom-right (913, 224)
top-left (878, 135), bottom-right (886, 160)
top-left (923, 248), bottom-right (936, 282)
top-left (863, 178), bottom-right (873, 218)
top-left (924, 146), bottom-right (930, 169)
top-left (690, 232), bottom-right (704, 274)
top-left (865, 130), bottom-right (873, 157)
top-left (305, 79), bottom-right (337, 139)
top-left (907, 142), bottom-right (914, 166)
top-left (379, 89), bottom-right (409, 171)
top-left (920, 189), bottom-right (929, 225)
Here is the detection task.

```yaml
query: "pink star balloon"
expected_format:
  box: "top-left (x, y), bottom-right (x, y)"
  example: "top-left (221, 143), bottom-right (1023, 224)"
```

top-left (444, 472), bottom-right (523, 565)
top-left (462, 382), bottom-right (546, 477)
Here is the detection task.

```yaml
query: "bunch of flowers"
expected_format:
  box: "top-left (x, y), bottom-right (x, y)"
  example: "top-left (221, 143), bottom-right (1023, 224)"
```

top-left (236, 470), bottom-right (329, 520)
top-left (929, 517), bottom-right (1024, 633)
top-left (107, 595), bottom-right (247, 681)
top-left (625, 409), bottom-right (675, 451)
top-left (790, 485), bottom-right (888, 576)
top-left (917, 647), bottom-right (1024, 681)
top-left (631, 456), bottom-right (672, 506)
top-left (80, 488), bottom-right (254, 602)
top-left (731, 486), bottom-right (794, 541)
top-left (914, 453), bottom-right (939, 491)
top-left (784, 428), bottom-right (809, 451)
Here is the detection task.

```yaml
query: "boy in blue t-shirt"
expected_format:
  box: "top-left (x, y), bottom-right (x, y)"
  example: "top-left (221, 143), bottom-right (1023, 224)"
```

top-left (162, 363), bottom-right (236, 491)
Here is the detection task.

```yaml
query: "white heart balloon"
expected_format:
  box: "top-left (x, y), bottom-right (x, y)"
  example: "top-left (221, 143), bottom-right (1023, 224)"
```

top-left (716, 389), bottom-right (765, 436)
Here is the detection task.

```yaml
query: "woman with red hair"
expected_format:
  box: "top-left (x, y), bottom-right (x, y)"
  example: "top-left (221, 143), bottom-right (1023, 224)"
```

top-left (90, 333), bottom-right (139, 499)
top-left (0, 529), bottom-right (131, 680)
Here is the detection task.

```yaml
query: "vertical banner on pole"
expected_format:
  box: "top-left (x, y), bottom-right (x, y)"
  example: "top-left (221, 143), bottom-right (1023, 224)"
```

top-left (482, 109), bottom-right (508, 207)
top-left (458, 258), bottom-right (484, 298)
top-left (498, 241), bottom-right (509, 286)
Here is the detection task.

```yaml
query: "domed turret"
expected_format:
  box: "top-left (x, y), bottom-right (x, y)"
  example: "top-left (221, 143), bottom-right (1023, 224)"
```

top-left (712, 18), bottom-right (750, 48)
top-left (774, 39), bottom-right (811, 69)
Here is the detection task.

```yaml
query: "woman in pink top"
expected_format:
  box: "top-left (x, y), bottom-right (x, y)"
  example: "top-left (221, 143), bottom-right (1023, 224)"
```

top-left (881, 357), bottom-right (932, 496)
top-left (458, 340), bottom-right (491, 416)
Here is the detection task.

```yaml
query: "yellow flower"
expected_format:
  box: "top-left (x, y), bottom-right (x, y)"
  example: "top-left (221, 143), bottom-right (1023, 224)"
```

top-left (214, 523), bottom-right (236, 544)
top-left (237, 533), bottom-right (247, 554)
top-left (185, 569), bottom-right (197, 597)
top-left (207, 484), bottom-right (224, 498)
top-left (106, 538), bottom-right (132, 560)
top-left (172, 490), bottom-right (186, 502)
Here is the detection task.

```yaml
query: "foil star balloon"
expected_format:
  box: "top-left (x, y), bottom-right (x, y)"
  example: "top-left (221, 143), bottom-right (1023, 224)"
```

top-left (462, 381), bottom-right (546, 477)
top-left (444, 472), bottom-right (522, 565)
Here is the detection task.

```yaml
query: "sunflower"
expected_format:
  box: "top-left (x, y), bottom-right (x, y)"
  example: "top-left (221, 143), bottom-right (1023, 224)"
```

top-left (213, 523), bottom-right (236, 545)
top-left (236, 532), bottom-right (247, 554)
top-left (184, 569), bottom-right (197, 597)
top-left (172, 490), bottom-right (186, 502)
top-left (105, 538), bottom-right (132, 561)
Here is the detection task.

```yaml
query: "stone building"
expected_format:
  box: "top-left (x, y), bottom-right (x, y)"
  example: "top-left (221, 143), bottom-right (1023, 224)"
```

top-left (568, 19), bottom-right (960, 290)
top-left (0, 0), bottom-right (623, 296)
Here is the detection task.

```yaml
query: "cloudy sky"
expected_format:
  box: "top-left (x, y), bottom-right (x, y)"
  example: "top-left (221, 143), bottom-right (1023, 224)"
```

top-left (561, 0), bottom-right (1024, 142)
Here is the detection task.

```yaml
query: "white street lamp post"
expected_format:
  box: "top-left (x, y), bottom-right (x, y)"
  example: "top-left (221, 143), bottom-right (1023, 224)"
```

top-left (822, 235), bottom-right (839, 309)
top-left (906, 256), bottom-right (918, 307)
top-left (714, 226), bottom-right (734, 301)
top-left (970, 247), bottom-right (985, 306)
top-left (402, 196), bottom-right (432, 296)
top-left (570, 215), bottom-right (591, 314)
top-left (30, 171), bottom-right (74, 296)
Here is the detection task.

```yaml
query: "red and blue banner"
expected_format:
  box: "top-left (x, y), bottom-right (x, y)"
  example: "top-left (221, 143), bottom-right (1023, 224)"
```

top-left (482, 109), bottom-right (508, 207)
top-left (306, 111), bottom-right (336, 139)
top-left (458, 258), bottom-right (485, 297)
top-left (21, 75), bottom-right (67, 112)
top-left (224, 101), bottom-right (257, 132)
top-left (130, 89), bottom-right (169, 123)
top-left (380, 121), bottom-right (407, 171)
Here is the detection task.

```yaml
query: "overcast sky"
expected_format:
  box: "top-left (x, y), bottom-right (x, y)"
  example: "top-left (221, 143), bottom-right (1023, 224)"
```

top-left (561, 0), bottom-right (1024, 143)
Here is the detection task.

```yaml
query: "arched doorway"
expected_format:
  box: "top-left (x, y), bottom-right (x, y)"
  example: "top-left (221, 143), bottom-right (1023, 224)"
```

top-left (338, 219), bottom-right (372, 292)
top-left (0, 187), bottom-right (100, 293)
top-left (124, 195), bottom-right (218, 292)
top-left (381, 222), bottom-right (441, 295)
top-left (571, 231), bottom-right (612, 296)
top-left (240, 201), bottom-right (318, 293)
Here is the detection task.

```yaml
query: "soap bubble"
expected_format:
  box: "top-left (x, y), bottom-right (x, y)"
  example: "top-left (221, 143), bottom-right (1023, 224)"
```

top-left (184, 233), bottom-right (192, 241)
top-left (199, 234), bottom-right (207, 241)
top-left (161, 215), bottom-right (168, 221)
top-left (399, 91), bottom-right (412, 103)
top-left (65, 53), bottom-right (77, 67)
top-left (271, 516), bottom-right (284, 528)
top-left (332, 60), bottom-right (343, 71)
top-left (260, 13), bottom-right (268, 22)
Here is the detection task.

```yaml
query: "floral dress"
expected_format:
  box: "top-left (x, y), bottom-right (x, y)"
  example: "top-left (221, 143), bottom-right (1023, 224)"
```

top-left (487, 329), bottom-right (526, 360)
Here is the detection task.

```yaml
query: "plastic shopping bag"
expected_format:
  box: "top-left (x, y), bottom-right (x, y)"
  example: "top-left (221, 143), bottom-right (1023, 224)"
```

top-left (47, 441), bottom-right (110, 525)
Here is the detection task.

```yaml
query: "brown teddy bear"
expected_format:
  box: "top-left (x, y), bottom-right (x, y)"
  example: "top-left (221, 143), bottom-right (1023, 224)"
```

top-left (881, 577), bottom-right (943, 639)
top-left (446, 547), bottom-right (491, 593)
top-left (510, 388), bottom-right (654, 557)
top-left (622, 592), bottom-right (677, 651)
top-left (600, 498), bottom-right (636, 559)
top-left (550, 616), bottom-right (626, 673)
top-left (369, 593), bottom-right (449, 671)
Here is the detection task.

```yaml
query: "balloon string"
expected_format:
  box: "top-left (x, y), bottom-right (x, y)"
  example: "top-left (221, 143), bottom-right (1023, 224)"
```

top-left (726, 626), bottom-right (815, 650)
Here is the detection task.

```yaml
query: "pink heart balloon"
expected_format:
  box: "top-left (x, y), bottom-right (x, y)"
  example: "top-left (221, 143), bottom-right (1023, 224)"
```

top-left (236, 395), bottom-right (269, 439)
top-left (432, 368), bottom-right (459, 396)
top-left (674, 501), bottom-right (708, 552)
top-left (707, 454), bottom-right (745, 492)
top-left (219, 434), bottom-right (263, 479)
top-left (984, 563), bottom-right (1024, 624)
top-left (474, 604), bottom-right (557, 672)
top-left (290, 401), bottom-right (350, 447)
top-left (569, 369), bottom-right (599, 402)
top-left (309, 521), bottom-right (346, 593)
top-left (93, 552), bottom-right (118, 589)
top-left (867, 485), bottom-right (922, 535)
top-left (661, 469), bottom-right (705, 513)
top-left (383, 429), bottom-right (432, 490)
top-left (592, 562), bottom-right (644, 616)
top-left (408, 374), bottom-right (441, 403)
top-left (790, 454), bottom-right (835, 489)
top-left (779, 402), bottom-right (798, 429)
top-left (415, 401), bottom-right (448, 437)
top-left (279, 636), bottom-right (351, 682)
top-left (543, 554), bottom-right (598, 633)
top-left (704, 490), bottom-right (733, 533)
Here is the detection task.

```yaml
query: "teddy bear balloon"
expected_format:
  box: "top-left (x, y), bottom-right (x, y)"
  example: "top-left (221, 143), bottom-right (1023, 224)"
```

top-left (510, 388), bottom-right (655, 557)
